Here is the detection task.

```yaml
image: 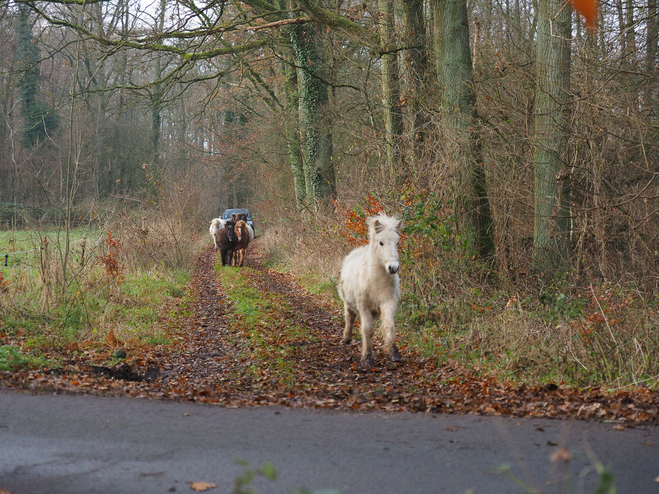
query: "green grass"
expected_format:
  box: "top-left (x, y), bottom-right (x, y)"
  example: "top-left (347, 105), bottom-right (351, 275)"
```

top-left (0, 344), bottom-right (54, 371)
top-left (0, 227), bottom-right (103, 271)
top-left (0, 227), bottom-right (99, 250)
top-left (0, 227), bottom-right (191, 368)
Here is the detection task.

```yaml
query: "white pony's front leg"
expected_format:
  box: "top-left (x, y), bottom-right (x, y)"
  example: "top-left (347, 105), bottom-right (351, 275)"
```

top-left (380, 303), bottom-right (400, 361)
top-left (359, 308), bottom-right (375, 365)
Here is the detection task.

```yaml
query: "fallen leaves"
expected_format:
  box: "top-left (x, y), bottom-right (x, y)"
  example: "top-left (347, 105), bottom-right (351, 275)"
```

top-left (189, 481), bottom-right (217, 491)
top-left (550, 447), bottom-right (573, 462)
top-left (104, 326), bottom-right (122, 349)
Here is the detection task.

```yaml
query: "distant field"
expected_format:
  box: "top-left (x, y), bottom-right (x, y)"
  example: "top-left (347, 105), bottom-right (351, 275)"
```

top-left (0, 228), bottom-right (104, 267)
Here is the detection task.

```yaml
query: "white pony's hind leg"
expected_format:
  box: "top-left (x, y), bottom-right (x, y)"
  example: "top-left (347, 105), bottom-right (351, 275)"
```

top-left (359, 309), bottom-right (375, 365)
top-left (342, 306), bottom-right (357, 344)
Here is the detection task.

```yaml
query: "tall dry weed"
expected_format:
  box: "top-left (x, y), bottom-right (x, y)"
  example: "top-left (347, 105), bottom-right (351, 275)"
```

top-left (258, 213), bottom-right (349, 288)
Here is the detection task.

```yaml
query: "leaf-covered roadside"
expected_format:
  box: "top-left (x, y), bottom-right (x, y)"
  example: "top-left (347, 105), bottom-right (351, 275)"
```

top-left (1, 244), bottom-right (658, 425)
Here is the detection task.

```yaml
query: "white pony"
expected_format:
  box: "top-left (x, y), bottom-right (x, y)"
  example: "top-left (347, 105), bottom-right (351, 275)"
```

top-left (209, 218), bottom-right (226, 249)
top-left (338, 214), bottom-right (402, 365)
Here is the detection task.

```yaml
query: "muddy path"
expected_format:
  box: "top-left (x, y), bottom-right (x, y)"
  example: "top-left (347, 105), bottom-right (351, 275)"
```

top-left (1, 243), bottom-right (658, 424)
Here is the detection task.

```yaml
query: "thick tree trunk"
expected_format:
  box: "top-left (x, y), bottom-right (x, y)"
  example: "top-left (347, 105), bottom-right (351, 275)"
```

top-left (283, 60), bottom-right (305, 209)
top-left (533, 0), bottom-right (572, 275)
top-left (378, 0), bottom-right (404, 181)
top-left (151, 0), bottom-right (166, 166)
top-left (290, 23), bottom-right (336, 208)
top-left (442, 0), bottom-right (496, 260)
top-left (403, 0), bottom-right (430, 161)
top-left (431, 0), bottom-right (445, 93)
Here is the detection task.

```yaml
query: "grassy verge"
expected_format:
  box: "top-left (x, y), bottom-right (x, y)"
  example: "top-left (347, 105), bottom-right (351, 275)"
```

top-left (214, 263), bottom-right (317, 388)
top-left (398, 282), bottom-right (659, 389)
top-left (0, 226), bottom-right (195, 371)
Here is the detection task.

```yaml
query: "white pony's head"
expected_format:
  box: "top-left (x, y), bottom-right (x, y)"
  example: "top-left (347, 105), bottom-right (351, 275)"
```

top-left (209, 218), bottom-right (225, 235)
top-left (367, 214), bottom-right (402, 275)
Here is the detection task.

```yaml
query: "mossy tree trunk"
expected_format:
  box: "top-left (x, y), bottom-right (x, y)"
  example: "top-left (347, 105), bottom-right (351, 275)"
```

top-left (403, 0), bottom-right (430, 161)
top-left (442, 0), bottom-right (495, 260)
top-left (378, 0), bottom-right (404, 180)
top-left (16, 3), bottom-right (58, 149)
top-left (533, 0), bottom-right (572, 275)
top-left (290, 23), bottom-right (336, 209)
top-left (431, 0), bottom-right (445, 93)
top-left (283, 58), bottom-right (306, 209)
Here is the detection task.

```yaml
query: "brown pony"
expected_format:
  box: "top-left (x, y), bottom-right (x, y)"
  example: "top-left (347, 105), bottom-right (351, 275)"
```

top-left (232, 220), bottom-right (251, 267)
top-left (215, 219), bottom-right (237, 266)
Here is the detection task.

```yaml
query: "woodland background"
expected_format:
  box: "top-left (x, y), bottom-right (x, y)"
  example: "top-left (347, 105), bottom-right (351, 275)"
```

top-left (0, 0), bottom-right (658, 389)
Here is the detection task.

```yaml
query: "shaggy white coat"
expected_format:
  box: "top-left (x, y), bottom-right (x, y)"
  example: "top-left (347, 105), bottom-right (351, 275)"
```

top-left (338, 214), bottom-right (402, 364)
top-left (209, 218), bottom-right (226, 249)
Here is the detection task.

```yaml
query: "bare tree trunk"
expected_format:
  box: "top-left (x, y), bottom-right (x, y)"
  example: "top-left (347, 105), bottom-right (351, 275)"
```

top-left (442, 0), bottom-right (496, 260)
top-left (403, 0), bottom-right (430, 161)
top-left (625, 0), bottom-right (636, 66)
top-left (646, 0), bottom-right (658, 112)
top-left (431, 0), bottom-right (445, 93)
top-left (151, 0), bottom-right (167, 166)
top-left (533, 0), bottom-right (572, 275)
top-left (283, 58), bottom-right (305, 208)
top-left (378, 0), bottom-right (403, 181)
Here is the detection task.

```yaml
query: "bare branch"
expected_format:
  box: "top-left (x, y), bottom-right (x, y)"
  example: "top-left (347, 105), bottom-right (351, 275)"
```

top-left (241, 17), bottom-right (311, 31)
top-left (295, 0), bottom-right (380, 50)
top-left (16, 0), bottom-right (107, 3)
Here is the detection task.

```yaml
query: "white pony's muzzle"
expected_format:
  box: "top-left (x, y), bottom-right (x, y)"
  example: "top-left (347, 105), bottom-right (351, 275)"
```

top-left (387, 263), bottom-right (400, 275)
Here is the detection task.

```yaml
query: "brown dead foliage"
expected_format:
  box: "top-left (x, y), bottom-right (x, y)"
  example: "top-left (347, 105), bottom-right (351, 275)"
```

top-left (1, 243), bottom-right (658, 425)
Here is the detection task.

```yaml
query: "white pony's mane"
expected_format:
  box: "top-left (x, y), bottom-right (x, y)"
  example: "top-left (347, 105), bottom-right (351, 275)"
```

top-left (367, 214), bottom-right (401, 240)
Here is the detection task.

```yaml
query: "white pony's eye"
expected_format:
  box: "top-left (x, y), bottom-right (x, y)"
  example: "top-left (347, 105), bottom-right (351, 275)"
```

top-left (379, 241), bottom-right (384, 246)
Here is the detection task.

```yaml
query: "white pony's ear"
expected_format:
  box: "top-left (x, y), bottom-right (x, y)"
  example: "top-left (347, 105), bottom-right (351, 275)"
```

top-left (394, 220), bottom-right (402, 234)
top-left (366, 216), bottom-right (383, 238)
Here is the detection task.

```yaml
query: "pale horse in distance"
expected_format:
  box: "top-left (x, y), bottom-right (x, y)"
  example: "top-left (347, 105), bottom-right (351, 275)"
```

top-left (209, 218), bottom-right (226, 250)
top-left (338, 214), bottom-right (402, 365)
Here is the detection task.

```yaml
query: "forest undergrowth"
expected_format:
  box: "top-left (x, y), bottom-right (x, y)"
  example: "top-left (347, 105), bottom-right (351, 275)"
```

top-left (258, 193), bottom-right (659, 393)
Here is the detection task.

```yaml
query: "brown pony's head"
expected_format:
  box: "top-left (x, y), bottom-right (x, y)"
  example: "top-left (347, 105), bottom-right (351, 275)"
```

top-left (234, 220), bottom-right (247, 242)
top-left (224, 220), bottom-right (237, 242)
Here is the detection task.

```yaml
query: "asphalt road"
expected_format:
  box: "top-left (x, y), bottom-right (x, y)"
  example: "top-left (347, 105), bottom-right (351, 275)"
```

top-left (0, 390), bottom-right (657, 494)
